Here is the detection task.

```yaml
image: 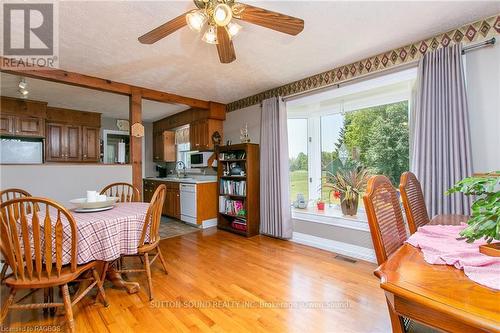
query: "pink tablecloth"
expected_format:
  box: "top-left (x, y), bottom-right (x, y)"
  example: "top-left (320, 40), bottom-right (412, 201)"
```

top-left (406, 224), bottom-right (500, 290)
top-left (26, 202), bottom-right (149, 265)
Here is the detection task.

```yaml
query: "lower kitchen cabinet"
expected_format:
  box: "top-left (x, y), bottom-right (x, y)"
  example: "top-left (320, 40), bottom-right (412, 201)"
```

top-left (143, 180), bottom-right (180, 219)
top-left (142, 179), bottom-right (217, 225)
top-left (164, 182), bottom-right (180, 219)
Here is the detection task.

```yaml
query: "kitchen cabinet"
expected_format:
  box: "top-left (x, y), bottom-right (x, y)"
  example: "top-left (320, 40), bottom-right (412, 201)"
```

top-left (0, 97), bottom-right (46, 137)
top-left (82, 126), bottom-right (100, 162)
top-left (45, 107), bottom-right (101, 163)
top-left (16, 116), bottom-right (45, 137)
top-left (190, 119), bottom-right (223, 151)
top-left (46, 123), bottom-right (82, 162)
top-left (153, 130), bottom-right (176, 162)
top-left (0, 114), bottom-right (45, 137)
top-left (0, 115), bottom-right (15, 135)
top-left (143, 180), bottom-right (180, 219)
top-left (165, 183), bottom-right (180, 219)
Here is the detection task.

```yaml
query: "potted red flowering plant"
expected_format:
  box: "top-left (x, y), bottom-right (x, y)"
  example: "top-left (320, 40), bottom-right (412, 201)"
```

top-left (316, 199), bottom-right (325, 211)
top-left (324, 166), bottom-right (370, 216)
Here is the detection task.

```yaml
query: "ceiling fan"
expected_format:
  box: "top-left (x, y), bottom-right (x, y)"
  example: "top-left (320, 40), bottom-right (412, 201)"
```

top-left (138, 0), bottom-right (304, 64)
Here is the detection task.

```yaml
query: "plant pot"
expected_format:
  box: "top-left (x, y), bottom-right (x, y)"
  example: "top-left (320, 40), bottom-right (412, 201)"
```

top-left (340, 193), bottom-right (359, 216)
top-left (316, 202), bottom-right (325, 211)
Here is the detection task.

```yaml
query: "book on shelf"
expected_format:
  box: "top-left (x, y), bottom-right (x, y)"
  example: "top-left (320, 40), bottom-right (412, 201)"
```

top-left (219, 196), bottom-right (246, 217)
top-left (219, 151), bottom-right (246, 160)
top-left (231, 219), bottom-right (247, 231)
top-left (220, 180), bottom-right (246, 196)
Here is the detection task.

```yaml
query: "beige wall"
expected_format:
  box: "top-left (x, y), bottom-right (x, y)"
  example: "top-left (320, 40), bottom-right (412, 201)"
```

top-left (465, 43), bottom-right (500, 173)
top-left (0, 164), bottom-right (132, 205)
top-left (223, 104), bottom-right (261, 144)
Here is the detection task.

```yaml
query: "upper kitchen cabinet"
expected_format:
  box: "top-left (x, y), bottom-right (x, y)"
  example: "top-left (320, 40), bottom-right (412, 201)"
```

top-left (152, 103), bottom-right (226, 155)
top-left (153, 130), bottom-right (176, 162)
top-left (0, 97), bottom-right (47, 137)
top-left (82, 126), bottom-right (100, 162)
top-left (45, 107), bottom-right (101, 163)
top-left (190, 119), bottom-right (223, 151)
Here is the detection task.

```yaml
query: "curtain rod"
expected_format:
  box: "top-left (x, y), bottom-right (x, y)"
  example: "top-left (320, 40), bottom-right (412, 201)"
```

top-left (462, 37), bottom-right (496, 54)
top-left (280, 38), bottom-right (496, 104)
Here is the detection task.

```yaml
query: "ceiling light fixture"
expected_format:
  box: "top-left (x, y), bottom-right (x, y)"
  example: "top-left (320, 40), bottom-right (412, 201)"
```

top-left (213, 3), bottom-right (232, 26)
top-left (186, 10), bottom-right (208, 32)
top-left (226, 22), bottom-right (242, 38)
top-left (202, 25), bottom-right (218, 44)
top-left (18, 78), bottom-right (29, 98)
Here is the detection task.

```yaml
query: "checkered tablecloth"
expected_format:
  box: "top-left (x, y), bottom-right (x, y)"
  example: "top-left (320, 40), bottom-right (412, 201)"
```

top-left (27, 202), bottom-right (150, 265)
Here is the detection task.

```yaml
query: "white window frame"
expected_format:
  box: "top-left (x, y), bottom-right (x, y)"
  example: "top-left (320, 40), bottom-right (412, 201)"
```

top-left (287, 68), bottom-right (417, 212)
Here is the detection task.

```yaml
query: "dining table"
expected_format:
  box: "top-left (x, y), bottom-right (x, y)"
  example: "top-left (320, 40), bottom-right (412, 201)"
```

top-left (66, 202), bottom-right (150, 294)
top-left (375, 214), bottom-right (500, 333)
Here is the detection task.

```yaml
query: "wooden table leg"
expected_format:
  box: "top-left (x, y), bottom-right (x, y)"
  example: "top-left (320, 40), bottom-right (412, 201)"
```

top-left (74, 261), bottom-right (141, 295)
top-left (106, 265), bottom-right (140, 295)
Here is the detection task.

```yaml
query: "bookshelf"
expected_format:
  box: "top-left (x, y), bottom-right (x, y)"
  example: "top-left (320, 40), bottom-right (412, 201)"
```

top-left (216, 143), bottom-right (260, 237)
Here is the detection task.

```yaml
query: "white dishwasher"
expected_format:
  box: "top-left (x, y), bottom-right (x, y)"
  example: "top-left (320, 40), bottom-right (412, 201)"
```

top-left (180, 183), bottom-right (197, 225)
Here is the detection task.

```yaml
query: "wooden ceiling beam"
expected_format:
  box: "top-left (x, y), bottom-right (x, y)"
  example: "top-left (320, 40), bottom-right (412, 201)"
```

top-left (0, 56), bottom-right (211, 109)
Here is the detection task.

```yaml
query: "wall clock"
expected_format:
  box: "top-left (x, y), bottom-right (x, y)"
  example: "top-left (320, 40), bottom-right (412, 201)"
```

top-left (116, 119), bottom-right (129, 131)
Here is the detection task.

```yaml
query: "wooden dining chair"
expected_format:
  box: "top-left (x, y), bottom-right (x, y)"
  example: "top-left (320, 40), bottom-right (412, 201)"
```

top-left (0, 197), bottom-right (108, 333)
top-left (399, 172), bottom-right (430, 234)
top-left (115, 184), bottom-right (167, 300)
top-left (0, 188), bottom-right (33, 283)
top-left (100, 182), bottom-right (141, 203)
top-left (364, 175), bottom-right (437, 333)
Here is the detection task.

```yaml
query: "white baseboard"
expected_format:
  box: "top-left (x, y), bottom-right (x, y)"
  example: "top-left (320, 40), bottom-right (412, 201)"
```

top-left (201, 218), bottom-right (217, 229)
top-left (292, 232), bottom-right (376, 263)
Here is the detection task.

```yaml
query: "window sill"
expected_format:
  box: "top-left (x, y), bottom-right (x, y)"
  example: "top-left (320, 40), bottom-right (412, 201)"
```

top-left (292, 205), bottom-right (370, 232)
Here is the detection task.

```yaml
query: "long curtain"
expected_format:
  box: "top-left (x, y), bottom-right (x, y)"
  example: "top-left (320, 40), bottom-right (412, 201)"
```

top-left (411, 44), bottom-right (472, 217)
top-left (260, 96), bottom-right (292, 239)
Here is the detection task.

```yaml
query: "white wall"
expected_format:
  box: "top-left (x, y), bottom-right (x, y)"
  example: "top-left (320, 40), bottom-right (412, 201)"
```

top-left (223, 104), bottom-right (261, 144)
top-left (0, 164), bottom-right (132, 205)
top-left (466, 43), bottom-right (500, 173)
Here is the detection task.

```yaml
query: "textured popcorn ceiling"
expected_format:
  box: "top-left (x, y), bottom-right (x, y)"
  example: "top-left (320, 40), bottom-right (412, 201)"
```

top-left (5, 1), bottom-right (500, 110)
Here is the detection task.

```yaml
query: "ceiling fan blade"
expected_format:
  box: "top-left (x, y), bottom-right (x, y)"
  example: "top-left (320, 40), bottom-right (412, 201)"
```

top-left (216, 27), bottom-right (236, 64)
top-left (236, 4), bottom-right (304, 36)
top-left (138, 12), bottom-right (189, 44)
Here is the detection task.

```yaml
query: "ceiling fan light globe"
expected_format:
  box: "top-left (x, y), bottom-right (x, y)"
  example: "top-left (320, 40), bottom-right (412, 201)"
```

top-left (19, 88), bottom-right (29, 96)
top-left (18, 79), bottom-right (27, 90)
top-left (186, 10), bottom-right (207, 32)
top-left (202, 25), bottom-right (218, 44)
top-left (213, 4), bottom-right (232, 26)
top-left (227, 22), bottom-right (242, 38)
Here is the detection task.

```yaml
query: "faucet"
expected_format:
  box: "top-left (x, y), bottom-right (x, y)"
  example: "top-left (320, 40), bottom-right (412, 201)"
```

top-left (176, 161), bottom-right (187, 178)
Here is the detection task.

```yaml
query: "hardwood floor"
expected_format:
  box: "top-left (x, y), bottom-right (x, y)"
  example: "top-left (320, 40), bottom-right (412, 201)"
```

top-left (1, 229), bottom-right (391, 332)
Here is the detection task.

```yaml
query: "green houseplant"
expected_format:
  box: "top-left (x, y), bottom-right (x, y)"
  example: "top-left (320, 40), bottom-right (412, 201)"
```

top-left (446, 171), bottom-right (499, 244)
top-left (324, 164), bottom-right (370, 216)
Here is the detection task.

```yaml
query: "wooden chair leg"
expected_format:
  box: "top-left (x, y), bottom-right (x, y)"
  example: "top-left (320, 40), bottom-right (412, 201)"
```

top-left (1, 288), bottom-right (16, 324)
top-left (157, 248), bottom-right (168, 275)
top-left (0, 263), bottom-right (8, 284)
top-left (91, 268), bottom-right (109, 307)
top-left (144, 253), bottom-right (153, 301)
top-left (49, 287), bottom-right (56, 315)
top-left (43, 288), bottom-right (49, 315)
top-left (61, 284), bottom-right (75, 333)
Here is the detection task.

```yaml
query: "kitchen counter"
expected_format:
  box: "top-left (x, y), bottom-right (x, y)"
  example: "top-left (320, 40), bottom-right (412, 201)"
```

top-left (144, 176), bottom-right (217, 184)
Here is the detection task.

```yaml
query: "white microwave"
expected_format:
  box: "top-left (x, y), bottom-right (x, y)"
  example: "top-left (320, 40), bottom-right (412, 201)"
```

top-left (190, 151), bottom-right (213, 168)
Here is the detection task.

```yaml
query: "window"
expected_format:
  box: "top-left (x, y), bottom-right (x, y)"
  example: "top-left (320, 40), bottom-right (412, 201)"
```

top-left (287, 68), bottom-right (416, 215)
top-left (177, 142), bottom-right (191, 168)
top-left (288, 118), bottom-right (309, 202)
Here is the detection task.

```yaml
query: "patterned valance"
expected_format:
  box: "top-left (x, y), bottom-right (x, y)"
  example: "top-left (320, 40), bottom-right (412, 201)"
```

top-left (227, 15), bottom-right (500, 112)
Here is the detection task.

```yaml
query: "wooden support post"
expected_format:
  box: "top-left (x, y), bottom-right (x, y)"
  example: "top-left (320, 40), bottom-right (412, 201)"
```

top-left (129, 89), bottom-right (143, 197)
